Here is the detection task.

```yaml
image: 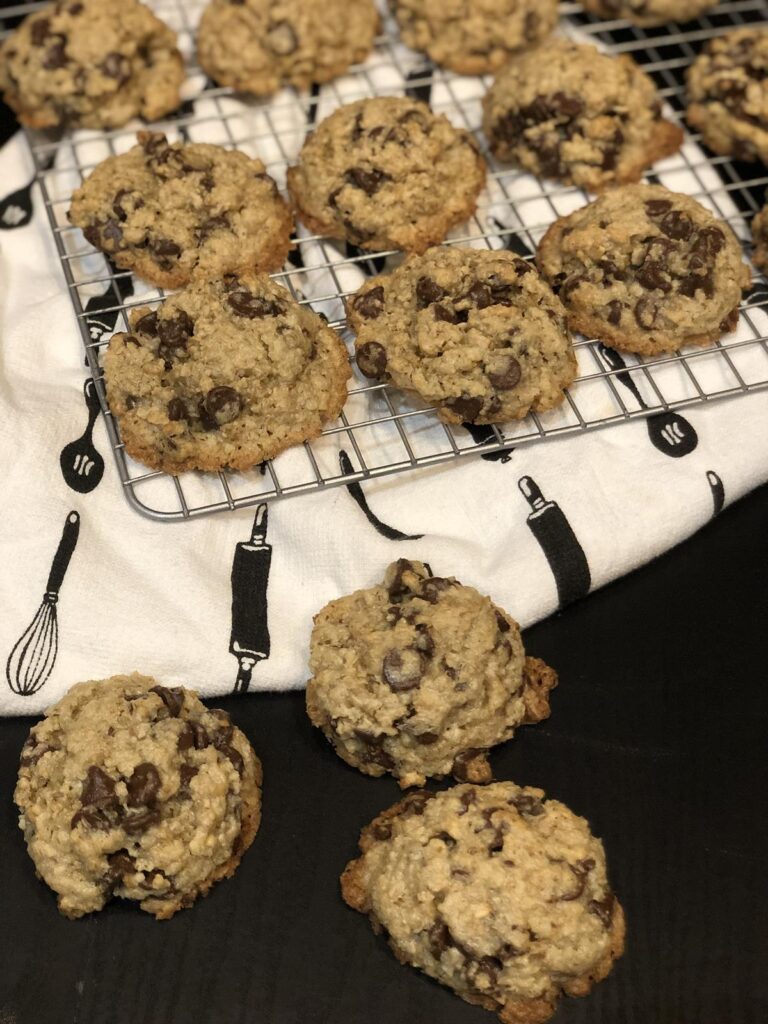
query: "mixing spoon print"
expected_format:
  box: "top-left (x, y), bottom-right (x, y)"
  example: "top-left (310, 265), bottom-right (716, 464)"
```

top-left (6, 511), bottom-right (81, 697)
top-left (599, 345), bottom-right (698, 458)
top-left (60, 378), bottom-right (105, 493)
top-left (0, 154), bottom-right (54, 230)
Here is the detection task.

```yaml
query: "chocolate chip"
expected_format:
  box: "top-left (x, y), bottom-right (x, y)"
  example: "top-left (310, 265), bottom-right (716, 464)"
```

top-left (508, 791), bottom-right (544, 816)
top-left (524, 11), bottom-right (540, 40)
top-left (383, 648), bottom-right (424, 691)
top-left (588, 892), bottom-right (615, 928)
top-left (152, 238), bottom-right (181, 265)
top-left (495, 611), bottom-right (510, 633)
top-left (41, 35), bottom-right (67, 68)
top-left (126, 762), bottom-right (161, 807)
top-left (660, 210), bottom-right (693, 241)
top-left (465, 282), bottom-right (492, 308)
top-left (31, 19), bottom-right (51, 45)
top-left (634, 296), bottom-right (659, 330)
top-left (157, 311), bottom-right (193, 363)
top-left (488, 356), bottom-right (522, 390)
top-left (353, 286), bottom-right (385, 319)
top-left (433, 831), bottom-right (456, 846)
top-left (81, 765), bottom-right (117, 807)
top-left (433, 304), bottom-right (465, 324)
top-left (420, 577), bottom-right (456, 604)
top-left (416, 277), bottom-right (446, 308)
top-left (400, 790), bottom-right (435, 816)
top-left (386, 558), bottom-right (419, 601)
top-left (265, 20), bottom-right (297, 55)
top-left (691, 225), bottom-right (725, 260)
top-left (203, 386), bottom-right (242, 428)
top-left (141, 132), bottom-right (168, 157)
top-left (452, 748), bottom-right (485, 782)
top-left (123, 808), bottom-right (162, 834)
top-left (227, 289), bottom-right (282, 318)
top-left (353, 730), bottom-right (395, 771)
top-left (101, 52), bottom-right (130, 83)
top-left (345, 167), bottom-right (390, 195)
top-left (606, 299), bottom-right (623, 326)
top-left (167, 397), bottom-right (185, 421)
top-left (372, 821), bottom-right (392, 841)
top-left (413, 622), bottom-right (435, 657)
top-left (177, 721), bottom-right (209, 750)
top-left (645, 198), bottom-right (673, 218)
top-left (20, 736), bottom-right (55, 768)
top-left (179, 763), bottom-right (199, 792)
top-left (135, 311), bottom-right (158, 336)
top-left (356, 341), bottom-right (388, 378)
top-left (105, 850), bottom-right (135, 885)
top-left (112, 188), bottom-right (143, 222)
top-left (637, 260), bottom-right (672, 293)
top-left (71, 807), bottom-right (113, 830)
top-left (458, 789), bottom-right (477, 814)
top-left (428, 921), bottom-right (454, 958)
top-left (445, 395), bottom-right (483, 422)
top-left (150, 685), bottom-right (184, 717)
top-left (101, 219), bottom-right (123, 247)
top-left (196, 213), bottom-right (230, 242)
top-left (416, 731), bottom-right (439, 745)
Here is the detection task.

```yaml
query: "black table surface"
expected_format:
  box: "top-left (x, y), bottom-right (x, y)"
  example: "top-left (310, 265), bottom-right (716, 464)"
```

top-left (1, 46), bottom-right (767, 1024)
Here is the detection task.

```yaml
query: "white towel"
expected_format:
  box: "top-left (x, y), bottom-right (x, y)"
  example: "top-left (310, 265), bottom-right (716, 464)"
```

top-left (1, 13), bottom-right (767, 715)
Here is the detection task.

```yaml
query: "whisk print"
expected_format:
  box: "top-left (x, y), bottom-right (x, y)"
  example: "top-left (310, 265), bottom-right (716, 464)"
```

top-left (339, 450), bottom-right (423, 540)
top-left (6, 511), bottom-right (80, 697)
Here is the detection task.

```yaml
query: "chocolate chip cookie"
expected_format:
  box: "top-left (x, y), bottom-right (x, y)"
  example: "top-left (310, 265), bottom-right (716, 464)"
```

top-left (390, 0), bottom-right (558, 76)
top-left (15, 673), bottom-right (262, 919)
top-left (537, 185), bottom-right (751, 356)
top-left (582, 0), bottom-right (716, 24)
top-left (348, 246), bottom-right (576, 425)
top-left (482, 40), bottom-right (682, 192)
top-left (0, 0), bottom-right (183, 130)
top-left (102, 272), bottom-right (351, 473)
top-left (69, 133), bottom-right (293, 290)
top-left (287, 97), bottom-right (486, 254)
top-left (306, 559), bottom-right (557, 788)
top-left (687, 28), bottom-right (768, 165)
top-left (342, 782), bottom-right (625, 1024)
top-left (197, 0), bottom-right (379, 96)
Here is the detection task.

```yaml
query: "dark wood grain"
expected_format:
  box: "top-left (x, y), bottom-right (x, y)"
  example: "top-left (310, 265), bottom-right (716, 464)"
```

top-left (1, 484), bottom-right (767, 1024)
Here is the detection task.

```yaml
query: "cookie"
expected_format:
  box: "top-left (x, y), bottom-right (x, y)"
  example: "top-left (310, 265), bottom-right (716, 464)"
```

top-left (582, 0), bottom-right (715, 24)
top-left (287, 97), bottom-right (486, 254)
top-left (390, 0), bottom-right (558, 76)
top-left (687, 28), bottom-right (768, 165)
top-left (348, 246), bottom-right (576, 425)
top-left (482, 40), bottom-right (682, 192)
top-left (102, 272), bottom-right (351, 473)
top-left (537, 185), bottom-right (751, 356)
top-left (306, 559), bottom-right (557, 788)
top-left (0, 0), bottom-right (183, 131)
top-left (197, 0), bottom-right (379, 96)
top-left (69, 132), bottom-right (293, 290)
top-left (14, 673), bottom-right (262, 920)
top-left (342, 782), bottom-right (625, 1024)
top-left (752, 203), bottom-right (768, 273)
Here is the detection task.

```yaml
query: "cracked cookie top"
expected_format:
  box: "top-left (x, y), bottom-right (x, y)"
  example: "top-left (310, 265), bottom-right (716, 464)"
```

top-left (687, 28), bottom-right (768, 165)
top-left (306, 559), bottom-right (557, 788)
top-left (0, 0), bottom-right (183, 130)
top-left (15, 674), bottom-right (261, 919)
top-left (69, 132), bottom-right (293, 289)
top-left (482, 40), bottom-right (682, 192)
top-left (287, 97), bottom-right (486, 254)
top-left (537, 184), bottom-right (751, 355)
top-left (197, 0), bottom-right (379, 96)
top-left (348, 246), bottom-right (576, 425)
top-left (390, 0), bottom-right (558, 76)
top-left (342, 782), bottom-right (625, 1024)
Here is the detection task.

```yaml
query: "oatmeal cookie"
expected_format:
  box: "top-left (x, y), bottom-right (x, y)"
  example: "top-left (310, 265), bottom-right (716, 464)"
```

top-left (582, 0), bottom-right (716, 26)
top-left (342, 782), bottom-right (625, 1024)
top-left (537, 184), bottom-right (751, 355)
top-left (306, 559), bottom-right (557, 788)
top-left (348, 246), bottom-right (576, 424)
top-left (287, 97), bottom-right (486, 254)
top-left (69, 132), bottom-right (293, 289)
top-left (102, 272), bottom-right (351, 473)
top-left (0, 0), bottom-right (183, 130)
top-left (15, 673), bottom-right (262, 919)
top-left (482, 40), bottom-right (682, 192)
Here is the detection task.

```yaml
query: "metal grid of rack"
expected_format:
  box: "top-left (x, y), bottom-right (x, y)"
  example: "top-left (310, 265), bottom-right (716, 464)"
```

top-left (3, 0), bottom-right (768, 520)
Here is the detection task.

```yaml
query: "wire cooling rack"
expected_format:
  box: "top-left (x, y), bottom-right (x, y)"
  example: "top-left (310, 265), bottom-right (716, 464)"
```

top-left (3, 0), bottom-right (768, 520)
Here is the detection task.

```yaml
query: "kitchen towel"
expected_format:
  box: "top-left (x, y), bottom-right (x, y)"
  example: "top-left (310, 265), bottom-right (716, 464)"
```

top-left (1, 16), bottom-right (768, 716)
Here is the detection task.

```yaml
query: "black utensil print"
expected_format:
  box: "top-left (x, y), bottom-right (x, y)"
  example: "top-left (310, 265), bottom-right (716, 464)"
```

top-left (6, 511), bottom-right (80, 696)
top-left (59, 378), bottom-right (105, 493)
top-left (0, 154), bottom-right (54, 231)
top-left (230, 504), bottom-right (272, 694)
top-left (707, 470), bottom-right (725, 516)
top-left (339, 450), bottom-right (423, 540)
top-left (519, 477), bottom-right (591, 607)
top-left (83, 260), bottom-right (135, 361)
top-left (490, 216), bottom-right (535, 261)
top-left (598, 344), bottom-right (698, 458)
top-left (405, 67), bottom-right (432, 106)
top-left (170, 97), bottom-right (196, 142)
top-left (462, 423), bottom-right (514, 463)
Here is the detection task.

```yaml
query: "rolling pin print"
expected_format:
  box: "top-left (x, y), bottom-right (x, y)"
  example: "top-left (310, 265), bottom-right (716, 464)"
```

top-left (519, 476), bottom-right (591, 607)
top-left (230, 504), bottom-right (272, 694)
